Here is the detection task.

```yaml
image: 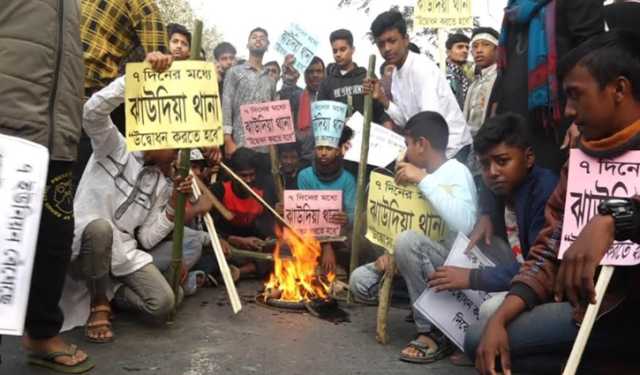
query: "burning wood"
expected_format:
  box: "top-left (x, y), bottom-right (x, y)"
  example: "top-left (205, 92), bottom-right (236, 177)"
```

top-left (263, 228), bottom-right (335, 304)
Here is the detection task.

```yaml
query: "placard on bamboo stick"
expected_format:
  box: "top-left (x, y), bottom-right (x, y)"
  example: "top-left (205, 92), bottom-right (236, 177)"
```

top-left (125, 61), bottom-right (223, 151)
top-left (240, 100), bottom-right (295, 148)
top-left (414, 0), bottom-right (473, 29)
top-left (559, 149), bottom-right (640, 265)
top-left (366, 172), bottom-right (447, 253)
top-left (284, 190), bottom-right (342, 238)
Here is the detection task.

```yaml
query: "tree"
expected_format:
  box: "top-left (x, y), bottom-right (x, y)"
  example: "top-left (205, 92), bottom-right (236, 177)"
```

top-left (338, 1), bottom-right (479, 60)
top-left (157, 0), bottom-right (223, 60)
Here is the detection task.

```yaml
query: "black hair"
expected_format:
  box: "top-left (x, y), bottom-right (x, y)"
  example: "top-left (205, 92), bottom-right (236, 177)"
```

top-left (446, 33), bottom-right (470, 50)
top-left (264, 60), bottom-right (280, 73)
top-left (471, 27), bottom-right (499, 43)
top-left (306, 56), bottom-right (325, 72)
top-left (559, 29), bottom-right (640, 101)
top-left (473, 113), bottom-right (532, 156)
top-left (408, 42), bottom-right (420, 53)
top-left (167, 23), bottom-right (191, 46)
top-left (330, 29), bottom-right (354, 47)
top-left (339, 126), bottom-right (354, 148)
top-left (213, 42), bottom-right (237, 60)
top-left (249, 27), bottom-right (268, 40)
top-left (229, 147), bottom-right (258, 171)
top-left (277, 142), bottom-right (301, 155)
top-left (405, 111), bottom-right (449, 152)
top-left (370, 10), bottom-right (407, 39)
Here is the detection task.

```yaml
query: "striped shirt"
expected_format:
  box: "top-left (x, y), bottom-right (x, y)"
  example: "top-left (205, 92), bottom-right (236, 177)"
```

top-left (81, 0), bottom-right (167, 89)
top-left (222, 63), bottom-right (276, 152)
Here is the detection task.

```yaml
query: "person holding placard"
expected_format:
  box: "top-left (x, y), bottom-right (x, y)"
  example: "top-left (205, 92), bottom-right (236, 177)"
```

top-left (167, 23), bottom-right (191, 62)
top-left (468, 30), bottom-right (640, 375)
top-left (297, 101), bottom-right (356, 275)
top-left (363, 10), bottom-right (473, 161)
top-left (222, 28), bottom-right (276, 158)
top-left (351, 111), bottom-right (477, 363)
top-left (59, 55), bottom-right (217, 345)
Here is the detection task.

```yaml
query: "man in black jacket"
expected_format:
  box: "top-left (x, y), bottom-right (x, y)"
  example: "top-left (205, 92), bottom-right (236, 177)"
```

top-left (318, 29), bottom-right (393, 129)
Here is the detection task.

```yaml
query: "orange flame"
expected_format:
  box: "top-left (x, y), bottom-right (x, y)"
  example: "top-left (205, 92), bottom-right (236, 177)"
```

top-left (264, 228), bottom-right (334, 302)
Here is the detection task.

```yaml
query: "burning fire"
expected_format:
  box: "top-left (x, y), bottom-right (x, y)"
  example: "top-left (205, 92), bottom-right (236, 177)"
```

top-left (264, 228), bottom-right (335, 302)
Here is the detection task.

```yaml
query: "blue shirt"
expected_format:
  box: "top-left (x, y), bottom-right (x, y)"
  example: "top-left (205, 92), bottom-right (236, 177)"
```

top-left (296, 166), bottom-right (357, 225)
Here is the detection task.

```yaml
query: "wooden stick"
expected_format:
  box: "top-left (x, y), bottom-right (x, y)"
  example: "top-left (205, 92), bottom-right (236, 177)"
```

top-left (191, 172), bottom-right (242, 314)
top-left (562, 265), bottom-right (615, 375)
top-left (376, 255), bottom-right (395, 344)
top-left (219, 161), bottom-right (301, 238)
top-left (191, 171), bottom-right (234, 221)
top-left (348, 54), bottom-right (376, 303)
top-left (230, 248), bottom-right (274, 261)
top-left (269, 144), bottom-right (284, 201)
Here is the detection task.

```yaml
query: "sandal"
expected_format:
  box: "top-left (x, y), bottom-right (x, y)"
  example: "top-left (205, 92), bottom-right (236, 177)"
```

top-left (85, 305), bottom-right (113, 344)
top-left (27, 343), bottom-right (95, 374)
top-left (399, 331), bottom-right (453, 364)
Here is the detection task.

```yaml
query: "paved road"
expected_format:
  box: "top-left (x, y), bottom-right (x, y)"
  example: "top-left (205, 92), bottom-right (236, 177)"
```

top-left (1, 281), bottom-right (475, 375)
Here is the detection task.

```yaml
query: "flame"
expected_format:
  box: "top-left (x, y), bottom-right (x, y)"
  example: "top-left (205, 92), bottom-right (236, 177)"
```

top-left (264, 228), bottom-right (334, 302)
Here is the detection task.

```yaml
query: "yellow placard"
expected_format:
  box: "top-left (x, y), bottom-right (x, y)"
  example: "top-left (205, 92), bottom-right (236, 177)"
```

top-left (125, 61), bottom-right (223, 151)
top-left (414, 0), bottom-right (473, 29)
top-left (366, 171), bottom-right (447, 254)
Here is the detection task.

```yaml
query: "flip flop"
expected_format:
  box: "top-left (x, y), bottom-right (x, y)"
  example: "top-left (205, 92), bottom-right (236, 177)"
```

top-left (27, 344), bottom-right (95, 374)
top-left (85, 305), bottom-right (113, 343)
top-left (399, 332), bottom-right (453, 364)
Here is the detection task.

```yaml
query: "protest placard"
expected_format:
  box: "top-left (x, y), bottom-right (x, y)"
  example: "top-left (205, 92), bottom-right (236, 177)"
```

top-left (366, 171), bottom-right (447, 253)
top-left (559, 149), bottom-right (640, 266)
top-left (240, 100), bottom-right (295, 148)
top-left (345, 112), bottom-right (406, 168)
top-left (414, 0), bottom-right (473, 29)
top-left (125, 60), bottom-right (223, 151)
top-left (0, 134), bottom-right (49, 336)
top-left (274, 23), bottom-right (321, 73)
top-left (284, 190), bottom-right (342, 238)
top-left (414, 232), bottom-right (495, 351)
top-left (312, 101), bottom-right (348, 148)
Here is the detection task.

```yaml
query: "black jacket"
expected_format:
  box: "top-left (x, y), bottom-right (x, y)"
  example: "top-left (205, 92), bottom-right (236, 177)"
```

top-left (317, 63), bottom-right (390, 125)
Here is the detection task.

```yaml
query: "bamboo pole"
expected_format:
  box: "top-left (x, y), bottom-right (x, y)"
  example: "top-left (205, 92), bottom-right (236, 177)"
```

top-left (376, 256), bottom-right (396, 344)
top-left (191, 172), bottom-right (234, 221)
top-left (562, 265), bottom-right (615, 375)
top-left (269, 145), bottom-right (284, 201)
top-left (230, 248), bottom-right (274, 261)
top-left (167, 20), bottom-right (202, 321)
top-left (190, 172), bottom-right (242, 313)
top-left (347, 54), bottom-right (376, 302)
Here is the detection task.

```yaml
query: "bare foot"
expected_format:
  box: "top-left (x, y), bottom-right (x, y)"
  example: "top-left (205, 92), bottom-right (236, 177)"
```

top-left (23, 335), bottom-right (88, 366)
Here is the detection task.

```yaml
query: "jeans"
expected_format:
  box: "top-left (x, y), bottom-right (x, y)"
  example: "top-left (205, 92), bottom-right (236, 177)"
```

top-left (150, 226), bottom-right (206, 272)
top-left (464, 300), bottom-right (640, 374)
top-left (25, 162), bottom-right (75, 339)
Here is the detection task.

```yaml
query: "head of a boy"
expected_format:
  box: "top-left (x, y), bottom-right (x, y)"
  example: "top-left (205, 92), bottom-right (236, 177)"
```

top-left (144, 149), bottom-right (178, 177)
top-left (370, 11), bottom-right (410, 68)
top-left (330, 29), bottom-right (355, 69)
top-left (278, 142), bottom-right (301, 176)
top-left (474, 113), bottom-right (534, 197)
top-left (314, 126), bottom-right (353, 175)
top-left (167, 23), bottom-right (191, 61)
top-left (230, 148), bottom-right (258, 198)
top-left (559, 30), bottom-right (640, 142)
top-left (403, 111), bottom-right (448, 170)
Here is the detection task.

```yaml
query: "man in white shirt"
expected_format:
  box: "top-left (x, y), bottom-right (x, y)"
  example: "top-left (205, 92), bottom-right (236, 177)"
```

top-left (349, 111), bottom-right (477, 364)
top-left (364, 10), bottom-right (472, 160)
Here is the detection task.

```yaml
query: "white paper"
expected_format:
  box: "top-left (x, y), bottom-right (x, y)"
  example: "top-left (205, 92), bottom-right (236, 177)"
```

top-left (413, 232), bottom-right (495, 351)
top-left (0, 134), bottom-right (49, 336)
top-left (344, 112), bottom-right (406, 168)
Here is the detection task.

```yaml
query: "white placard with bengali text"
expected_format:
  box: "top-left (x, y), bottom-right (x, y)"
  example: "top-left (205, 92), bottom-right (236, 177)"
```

top-left (345, 112), bottom-right (406, 168)
top-left (414, 232), bottom-right (495, 351)
top-left (0, 134), bottom-right (49, 336)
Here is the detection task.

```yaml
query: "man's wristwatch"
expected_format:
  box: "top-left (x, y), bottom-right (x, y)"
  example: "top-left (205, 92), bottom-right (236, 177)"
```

top-left (597, 198), bottom-right (639, 241)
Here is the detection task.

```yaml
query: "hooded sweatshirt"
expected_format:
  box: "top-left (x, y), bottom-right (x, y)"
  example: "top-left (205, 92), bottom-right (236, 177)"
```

top-left (318, 63), bottom-right (390, 125)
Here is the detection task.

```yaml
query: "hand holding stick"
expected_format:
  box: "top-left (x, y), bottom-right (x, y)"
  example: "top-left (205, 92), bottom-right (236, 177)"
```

top-left (190, 171), bottom-right (234, 221)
